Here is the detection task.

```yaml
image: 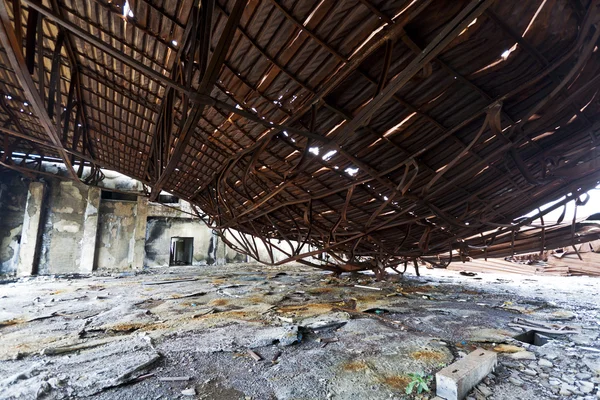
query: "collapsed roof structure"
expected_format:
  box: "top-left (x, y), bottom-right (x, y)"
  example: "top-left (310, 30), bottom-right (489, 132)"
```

top-left (1, 0), bottom-right (600, 273)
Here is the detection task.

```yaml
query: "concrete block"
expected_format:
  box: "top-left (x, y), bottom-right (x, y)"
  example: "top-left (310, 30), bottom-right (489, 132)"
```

top-left (436, 348), bottom-right (497, 400)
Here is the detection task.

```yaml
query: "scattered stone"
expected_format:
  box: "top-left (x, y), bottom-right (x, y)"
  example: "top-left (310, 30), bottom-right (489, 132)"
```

top-left (509, 376), bottom-right (524, 386)
top-left (508, 351), bottom-right (536, 360)
top-left (247, 349), bottom-right (262, 362)
top-left (158, 376), bottom-right (190, 382)
top-left (476, 383), bottom-right (492, 397)
top-left (550, 310), bottom-right (577, 321)
top-left (467, 328), bottom-right (514, 343)
top-left (578, 381), bottom-right (595, 394)
top-left (493, 344), bottom-right (523, 353)
top-left (522, 368), bottom-right (537, 377)
top-left (181, 387), bottom-right (196, 396)
top-left (559, 387), bottom-right (572, 397)
top-left (538, 359), bottom-right (553, 368)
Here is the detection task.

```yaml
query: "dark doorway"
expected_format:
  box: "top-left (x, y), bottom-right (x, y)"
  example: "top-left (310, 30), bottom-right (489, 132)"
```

top-left (170, 237), bottom-right (193, 266)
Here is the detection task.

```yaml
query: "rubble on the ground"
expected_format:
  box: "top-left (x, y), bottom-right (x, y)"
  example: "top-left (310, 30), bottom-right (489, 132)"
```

top-left (0, 263), bottom-right (599, 399)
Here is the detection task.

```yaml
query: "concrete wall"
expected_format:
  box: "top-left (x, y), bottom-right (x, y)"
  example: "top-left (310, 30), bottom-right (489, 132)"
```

top-left (0, 173), bottom-right (29, 275)
top-left (95, 199), bottom-right (138, 271)
top-left (0, 169), bottom-right (314, 276)
top-left (38, 181), bottom-right (88, 274)
top-left (144, 217), bottom-right (215, 267)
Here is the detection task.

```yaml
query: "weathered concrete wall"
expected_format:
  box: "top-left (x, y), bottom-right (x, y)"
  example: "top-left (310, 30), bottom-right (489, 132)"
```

top-left (0, 173), bottom-right (30, 275)
top-left (79, 187), bottom-right (101, 273)
top-left (95, 199), bottom-right (138, 271)
top-left (38, 181), bottom-right (88, 274)
top-left (0, 169), bottom-right (304, 275)
top-left (144, 217), bottom-right (215, 267)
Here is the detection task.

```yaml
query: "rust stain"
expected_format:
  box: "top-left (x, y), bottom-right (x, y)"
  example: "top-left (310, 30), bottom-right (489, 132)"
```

top-left (210, 299), bottom-right (229, 306)
top-left (248, 295), bottom-right (265, 303)
top-left (410, 349), bottom-right (446, 362)
top-left (0, 318), bottom-right (25, 328)
top-left (307, 287), bottom-right (334, 294)
top-left (342, 360), bottom-right (368, 372)
top-left (399, 285), bottom-right (435, 294)
top-left (105, 322), bottom-right (150, 332)
top-left (381, 375), bottom-right (411, 390)
top-left (277, 303), bottom-right (338, 314)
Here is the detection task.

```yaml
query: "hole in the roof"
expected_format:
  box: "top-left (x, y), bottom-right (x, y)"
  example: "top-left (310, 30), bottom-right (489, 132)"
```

top-left (393, 0), bottom-right (419, 19)
top-left (522, 0), bottom-right (548, 37)
top-left (308, 147), bottom-right (320, 155)
top-left (532, 130), bottom-right (555, 141)
top-left (322, 150), bottom-right (337, 161)
top-left (475, 166), bottom-right (489, 177)
top-left (501, 44), bottom-right (518, 60)
top-left (5, 95), bottom-right (11, 99)
top-left (326, 121), bottom-right (345, 136)
top-left (345, 167), bottom-right (359, 176)
top-left (459, 18), bottom-right (478, 36)
top-left (383, 112), bottom-right (416, 137)
top-left (580, 90), bottom-right (597, 111)
top-left (123, 0), bottom-right (134, 18)
top-left (171, 40), bottom-right (178, 46)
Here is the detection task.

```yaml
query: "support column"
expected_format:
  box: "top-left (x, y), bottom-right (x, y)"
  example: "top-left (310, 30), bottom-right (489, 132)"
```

top-left (216, 230), bottom-right (227, 265)
top-left (79, 186), bottom-right (100, 273)
top-left (132, 196), bottom-right (148, 270)
top-left (17, 181), bottom-right (45, 276)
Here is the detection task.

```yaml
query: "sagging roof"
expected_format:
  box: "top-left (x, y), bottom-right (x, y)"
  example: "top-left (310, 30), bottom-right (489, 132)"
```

top-left (1, 0), bottom-right (600, 269)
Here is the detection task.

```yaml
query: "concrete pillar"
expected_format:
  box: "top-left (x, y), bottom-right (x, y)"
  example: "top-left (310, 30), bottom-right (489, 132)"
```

top-left (132, 196), bottom-right (148, 269)
top-left (216, 230), bottom-right (226, 265)
top-left (79, 186), bottom-right (101, 274)
top-left (16, 181), bottom-right (45, 276)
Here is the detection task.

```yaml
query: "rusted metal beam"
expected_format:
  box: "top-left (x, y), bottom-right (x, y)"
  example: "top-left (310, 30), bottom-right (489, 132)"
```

top-left (149, 0), bottom-right (247, 201)
top-left (356, 0), bottom-right (394, 24)
top-left (335, 0), bottom-right (496, 141)
top-left (0, 0), bottom-right (77, 179)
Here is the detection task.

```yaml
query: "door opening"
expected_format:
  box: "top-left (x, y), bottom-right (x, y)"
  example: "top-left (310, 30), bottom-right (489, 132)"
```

top-left (170, 237), bottom-right (193, 266)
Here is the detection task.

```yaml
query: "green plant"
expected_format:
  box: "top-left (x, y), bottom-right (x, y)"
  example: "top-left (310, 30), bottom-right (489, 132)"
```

top-left (405, 373), bottom-right (431, 395)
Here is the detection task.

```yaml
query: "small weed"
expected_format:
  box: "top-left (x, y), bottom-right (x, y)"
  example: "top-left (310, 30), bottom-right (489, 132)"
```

top-left (405, 373), bottom-right (431, 395)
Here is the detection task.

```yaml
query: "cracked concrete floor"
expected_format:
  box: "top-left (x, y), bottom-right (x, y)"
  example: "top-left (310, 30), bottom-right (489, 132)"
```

top-left (0, 263), bottom-right (599, 399)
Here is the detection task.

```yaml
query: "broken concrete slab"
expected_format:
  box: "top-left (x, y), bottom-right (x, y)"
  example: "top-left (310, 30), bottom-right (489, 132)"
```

top-left (0, 337), bottom-right (160, 399)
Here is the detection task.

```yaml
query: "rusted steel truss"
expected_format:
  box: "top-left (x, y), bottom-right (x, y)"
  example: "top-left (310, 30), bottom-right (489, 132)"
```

top-left (1, 0), bottom-right (600, 276)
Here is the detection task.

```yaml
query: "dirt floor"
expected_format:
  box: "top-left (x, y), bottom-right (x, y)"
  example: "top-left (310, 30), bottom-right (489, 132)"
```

top-left (0, 263), bottom-right (599, 400)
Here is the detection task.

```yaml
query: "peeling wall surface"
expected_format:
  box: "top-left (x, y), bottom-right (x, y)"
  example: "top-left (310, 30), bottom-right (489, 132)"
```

top-left (145, 217), bottom-right (214, 267)
top-left (95, 200), bottom-right (138, 271)
top-left (38, 181), bottom-right (88, 274)
top-left (0, 173), bottom-right (29, 275)
top-left (0, 172), bottom-right (251, 275)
